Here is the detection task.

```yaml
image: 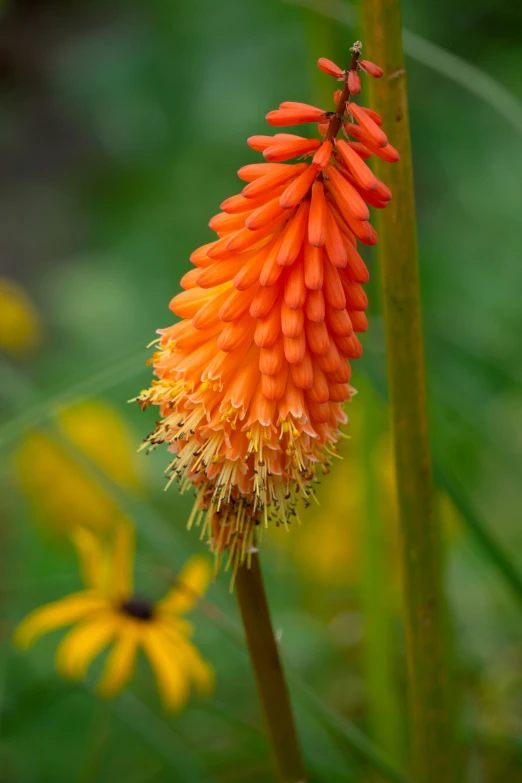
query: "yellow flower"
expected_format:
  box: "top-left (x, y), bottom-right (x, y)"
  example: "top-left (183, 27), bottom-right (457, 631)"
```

top-left (14, 524), bottom-right (214, 711)
top-left (16, 400), bottom-right (141, 537)
top-left (0, 277), bottom-right (40, 355)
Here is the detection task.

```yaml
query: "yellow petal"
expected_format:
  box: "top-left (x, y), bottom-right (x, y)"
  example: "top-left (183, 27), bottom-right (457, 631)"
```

top-left (70, 528), bottom-right (104, 591)
top-left (141, 625), bottom-right (189, 712)
top-left (55, 612), bottom-right (117, 681)
top-left (0, 277), bottom-right (40, 355)
top-left (97, 619), bottom-right (140, 699)
top-left (58, 400), bottom-right (141, 490)
top-left (179, 639), bottom-right (215, 697)
top-left (14, 592), bottom-right (107, 649)
top-left (108, 522), bottom-right (135, 600)
top-left (160, 622), bottom-right (214, 697)
top-left (157, 556), bottom-right (212, 616)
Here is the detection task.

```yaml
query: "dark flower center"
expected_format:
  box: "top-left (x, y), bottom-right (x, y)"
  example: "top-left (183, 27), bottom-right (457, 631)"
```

top-left (121, 596), bottom-right (154, 620)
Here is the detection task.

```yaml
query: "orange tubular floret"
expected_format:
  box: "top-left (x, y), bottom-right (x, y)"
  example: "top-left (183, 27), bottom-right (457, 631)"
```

top-left (347, 70), bottom-right (361, 95)
top-left (360, 107), bottom-right (383, 126)
top-left (305, 289), bottom-right (325, 323)
top-left (245, 195), bottom-right (288, 230)
top-left (324, 164), bottom-right (370, 223)
top-left (335, 139), bottom-right (378, 191)
top-left (180, 267), bottom-right (201, 290)
top-left (137, 45), bottom-right (397, 577)
top-left (277, 201), bottom-right (310, 267)
top-left (312, 141), bottom-right (333, 170)
top-left (348, 141), bottom-right (373, 160)
top-left (221, 186), bottom-right (286, 214)
top-left (208, 210), bottom-right (253, 233)
top-left (304, 242), bottom-right (323, 290)
top-left (242, 163), bottom-right (308, 199)
top-left (248, 133), bottom-right (303, 151)
top-left (238, 162), bottom-right (290, 182)
top-left (266, 103), bottom-right (326, 126)
top-left (344, 124), bottom-right (400, 162)
top-left (325, 207), bottom-right (348, 268)
top-left (317, 57), bottom-right (343, 78)
top-left (279, 165), bottom-right (318, 209)
top-left (308, 180), bottom-right (327, 247)
top-left (284, 260), bottom-right (306, 309)
top-left (359, 59), bottom-right (383, 78)
top-left (347, 102), bottom-right (388, 148)
top-left (263, 137), bottom-right (321, 162)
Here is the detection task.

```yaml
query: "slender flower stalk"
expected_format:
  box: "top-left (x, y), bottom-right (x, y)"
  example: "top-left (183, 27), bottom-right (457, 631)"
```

top-left (358, 381), bottom-right (403, 768)
top-left (235, 552), bottom-right (305, 783)
top-left (361, 3), bottom-right (454, 781)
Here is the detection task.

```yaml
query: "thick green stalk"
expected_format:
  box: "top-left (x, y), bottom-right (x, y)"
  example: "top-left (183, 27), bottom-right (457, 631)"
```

top-left (358, 382), bottom-right (403, 773)
top-left (235, 552), bottom-right (306, 783)
top-left (360, 2), bottom-right (454, 780)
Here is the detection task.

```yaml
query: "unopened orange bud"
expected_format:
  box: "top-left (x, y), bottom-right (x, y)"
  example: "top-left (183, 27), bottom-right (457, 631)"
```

top-left (266, 103), bottom-right (326, 126)
top-left (318, 121), bottom-right (329, 137)
top-left (312, 140), bottom-right (333, 169)
top-left (360, 107), bottom-right (383, 126)
top-left (347, 141), bottom-right (373, 160)
top-left (347, 102), bottom-right (387, 147)
top-left (317, 57), bottom-right (343, 78)
top-left (248, 133), bottom-right (303, 152)
top-left (359, 59), bottom-right (384, 78)
top-left (347, 71), bottom-right (361, 95)
top-left (263, 137), bottom-right (321, 162)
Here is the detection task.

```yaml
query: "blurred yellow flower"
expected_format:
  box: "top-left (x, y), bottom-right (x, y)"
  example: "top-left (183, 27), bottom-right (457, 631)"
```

top-left (0, 278), bottom-right (40, 355)
top-left (15, 524), bottom-right (214, 711)
top-left (268, 433), bottom-right (399, 589)
top-left (16, 400), bottom-right (141, 537)
top-left (292, 455), bottom-right (363, 587)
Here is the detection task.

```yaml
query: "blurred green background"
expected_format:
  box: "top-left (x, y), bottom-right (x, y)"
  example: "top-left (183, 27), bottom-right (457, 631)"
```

top-left (1, 0), bottom-right (522, 780)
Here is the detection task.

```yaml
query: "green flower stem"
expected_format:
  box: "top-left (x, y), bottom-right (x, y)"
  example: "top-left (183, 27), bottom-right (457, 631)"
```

top-left (235, 552), bottom-right (306, 783)
top-left (358, 382), bottom-right (403, 771)
top-left (360, 1), bottom-right (454, 780)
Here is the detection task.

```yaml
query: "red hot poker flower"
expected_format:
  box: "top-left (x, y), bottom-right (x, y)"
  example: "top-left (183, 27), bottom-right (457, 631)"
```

top-left (136, 41), bottom-right (399, 578)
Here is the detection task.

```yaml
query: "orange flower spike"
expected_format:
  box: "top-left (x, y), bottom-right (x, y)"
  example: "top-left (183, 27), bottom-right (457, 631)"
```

top-left (136, 41), bottom-right (398, 577)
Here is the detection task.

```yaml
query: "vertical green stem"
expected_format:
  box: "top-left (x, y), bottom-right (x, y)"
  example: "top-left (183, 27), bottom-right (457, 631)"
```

top-left (360, 2), bottom-right (454, 781)
top-left (235, 552), bottom-right (306, 783)
top-left (358, 381), bottom-right (403, 772)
